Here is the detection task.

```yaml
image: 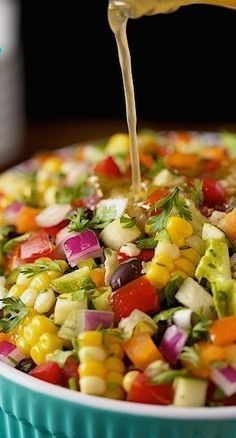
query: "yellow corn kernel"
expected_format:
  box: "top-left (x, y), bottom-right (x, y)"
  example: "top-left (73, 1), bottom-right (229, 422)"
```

top-left (167, 231), bottom-right (186, 248)
top-left (166, 217), bottom-right (193, 239)
top-left (105, 357), bottom-right (125, 374)
top-left (20, 288), bottom-right (41, 307)
top-left (24, 315), bottom-right (57, 346)
top-left (133, 321), bottom-right (156, 337)
top-left (153, 253), bottom-right (175, 273)
top-left (30, 333), bottom-right (63, 365)
top-left (106, 344), bottom-right (124, 359)
top-left (47, 271), bottom-right (62, 280)
top-left (30, 272), bottom-right (51, 291)
top-left (106, 133), bottom-right (130, 155)
top-left (43, 186), bottom-right (57, 206)
top-left (122, 370), bottom-right (140, 393)
top-left (106, 372), bottom-right (124, 387)
top-left (8, 284), bottom-right (26, 297)
top-left (103, 330), bottom-right (123, 346)
top-left (78, 331), bottom-right (103, 348)
top-left (171, 270), bottom-right (187, 280)
top-left (34, 290), bottom-right (56, 314)
top-left (174, 258), bottom-right (195, 277)
top-left (103, 387), bottom-right (125, 400)
top-left (181, 248), bottom-right (201, 266)
top-left (42, 157), bottom-right (62, 172)
top-left (146, 264), bottom-right (170, 289)
top-left (15, 337), bottom-right (31, 356)
top-left (79, 360), bottom-right (107, 379)
top-left (79, 346), bottom-right (106, 363)
top-left (16, 273), bottom-right (31, 288)
top-left (80, 376), bottom-right (106, 395)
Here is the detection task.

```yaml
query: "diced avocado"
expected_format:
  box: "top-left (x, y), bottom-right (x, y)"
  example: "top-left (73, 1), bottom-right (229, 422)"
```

top-left (173, 377), bottom-right (207, 407)
top-left (100, 216), bottom-right (141, 250)
top-left (52, 267), bottom-right (93, 294)
top-left (175, 277), bottom-right (215, 319)
top-left (202, 223), bottom-right (226, 241)
top-left (5, 268), bottom-right (19, 288)
top-left (195, 239), bottom-right (231, 285)
top-left (54, 291), bottom-right (87, 325)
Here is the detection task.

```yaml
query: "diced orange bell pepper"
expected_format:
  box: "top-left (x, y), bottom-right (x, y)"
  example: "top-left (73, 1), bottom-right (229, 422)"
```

top-left (198, 341), bottom-right (227, 366)
top-left (124, 334), bottom-right (163, 370)
top-left (209, 316), bottom-right (236, 346)
top-left (15, 206), bottom-right (40, 234)
top-left (0, 333), bottom-right (11, 343)
top-left (90, 268), bottom-right (105, 288)
top-left (165, 153), bottom-right (200, 171)
top-left (139, 153), bottom-right (154, 170)
top-left (201, 146), bottom-right (227, 161)
top-left (218, 211), bottom-right (236, 242)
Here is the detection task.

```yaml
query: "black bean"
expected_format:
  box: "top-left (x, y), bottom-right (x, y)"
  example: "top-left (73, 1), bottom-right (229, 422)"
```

top-left (110, 259), bottom-right (142, 291)
top-left (16, 358), bottom-right (36, 373)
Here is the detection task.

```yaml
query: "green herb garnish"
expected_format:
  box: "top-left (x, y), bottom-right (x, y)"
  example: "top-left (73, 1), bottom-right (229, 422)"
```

top-left (136, 236), bottom-right (157, 249)
top-left (0, 297), bottom-right (29, 333)
top-left (19, 260), bottom-right (63, 278)
top-left (56, 181), bottom-right (94, 204)
top-left (120, 215), bottom-right (136, 229)
top-left (147, 187), bottom-right (192, 233)
top-left (164, 275), bottom-right (185, 307)
top-left (68, 205), bottom-right (117, 232)
top-left (190, 319), bottom-right (211, 341)
top-left (180, 346), bottom-right (200, 367)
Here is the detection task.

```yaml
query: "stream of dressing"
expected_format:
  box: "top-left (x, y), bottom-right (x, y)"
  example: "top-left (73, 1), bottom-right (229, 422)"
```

top-left (108, 0), bottom-right (236, 193)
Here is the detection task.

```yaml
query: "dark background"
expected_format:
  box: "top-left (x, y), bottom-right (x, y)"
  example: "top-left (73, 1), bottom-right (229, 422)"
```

top-left (19, 1), bottom-right (236, 124)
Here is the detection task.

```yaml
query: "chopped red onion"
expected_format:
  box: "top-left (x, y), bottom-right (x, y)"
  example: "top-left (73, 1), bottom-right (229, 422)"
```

top-left (4, 203), bottom-right (24, 224)
top-left (210, 366), bottom-right (236, 397)
top-left (159, 324), bottom-right (188, 365)
top-left (63, 229), bottom-right (102, 267)
top-left (36, 204), bottom-right (71, 228)
top-left (77, 309), bottom-right (114, 333)
top-left (0, 341), bottom-right (25, 367)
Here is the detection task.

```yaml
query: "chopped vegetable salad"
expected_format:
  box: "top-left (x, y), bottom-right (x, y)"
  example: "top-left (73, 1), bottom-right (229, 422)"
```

top-left (1, 130), bottom-right (236, 407)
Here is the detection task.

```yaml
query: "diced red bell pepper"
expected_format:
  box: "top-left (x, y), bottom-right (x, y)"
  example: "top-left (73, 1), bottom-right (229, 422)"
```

top-left (94, 156), bottom-right (122, 178)
top-left (202, 179), bottom-right (225, 207)
top-left (147, 189), bottom-right (169, 205)
top-left (62, 355), bottom-right (79, 387)
top-left (29, 362), bottom-right (63, 386)
top-left (127, 373), bottom-right (173, 405)
top-left (20, 230), bottom-right (53, 262)
top-left (118, 249), bottom-right (154, 264)
top-left (110, 276), bottom-right (159, 322)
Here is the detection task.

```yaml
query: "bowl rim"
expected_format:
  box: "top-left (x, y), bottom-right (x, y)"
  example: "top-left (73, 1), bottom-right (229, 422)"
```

top-left (0, 361), bottom-right (236, 420)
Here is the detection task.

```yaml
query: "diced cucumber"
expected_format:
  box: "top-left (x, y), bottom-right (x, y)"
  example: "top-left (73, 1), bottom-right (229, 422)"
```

top-left (202, 223), bottom-right (226, 241)
top-left (153, 169), bottom-right (184, 187)
top-left (173, 377), bottom-right (207, 407)
top-left (100, 216), bottom-right (141, 250)
top-left (195, 239), bottom-right (231, 285)
top-left (175, 277), bottom-right (214, 318)
top-left (54, 292), bottom-right (87, 325)
top-left (52, 267), bottom-right (93, 294)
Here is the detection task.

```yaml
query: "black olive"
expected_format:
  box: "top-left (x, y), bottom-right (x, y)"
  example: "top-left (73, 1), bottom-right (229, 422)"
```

top-left (16, 358), bottom-right (36, 373)
top-left (110, 259), bottom-right (142, 291)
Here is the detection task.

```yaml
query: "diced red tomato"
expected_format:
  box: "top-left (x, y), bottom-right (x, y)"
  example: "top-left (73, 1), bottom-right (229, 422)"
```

top-left (202, 179), bottom-right (225, 207)
top-left (62, 355), bottom-right (79, 387)
top-left (20, 230), bottom-right (53, 262)
top-left (147, 189), bottom-right (169, 205)
top-left (29, 362), bottom-right (63, 386)
top-left (43, 220), bottom-right (69, 237)
top-left (118, 249), bottom-right (154, 264)
top-left (110, 276), bottom-right (159, 322)
top-left (5, 246), bottom-right (21, 272)
top-left (94, 156), bottom-right (122, 178)
top-left (127, 373), bottom-right (173, 405)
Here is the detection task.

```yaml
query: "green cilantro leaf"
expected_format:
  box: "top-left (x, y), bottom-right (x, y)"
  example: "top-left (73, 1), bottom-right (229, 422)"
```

top-left (68, 205), bottom-right (117, 232)
top-left (19, 260), bottom-right (64, 278)
top-left (190, 319), bottom-right (211, 342)
top-left (0, 297), bottom-right (29, 333)
top-left (136, 236), bottom-right (158, 249)
top-left (164, 275), bottom-right (185, 307)
top-left (68, 208), bottom-right (90, 232)
top-left (147, 187), bottom-right (192, 233)
top-left (56, 181), bottom-right (94, 204)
